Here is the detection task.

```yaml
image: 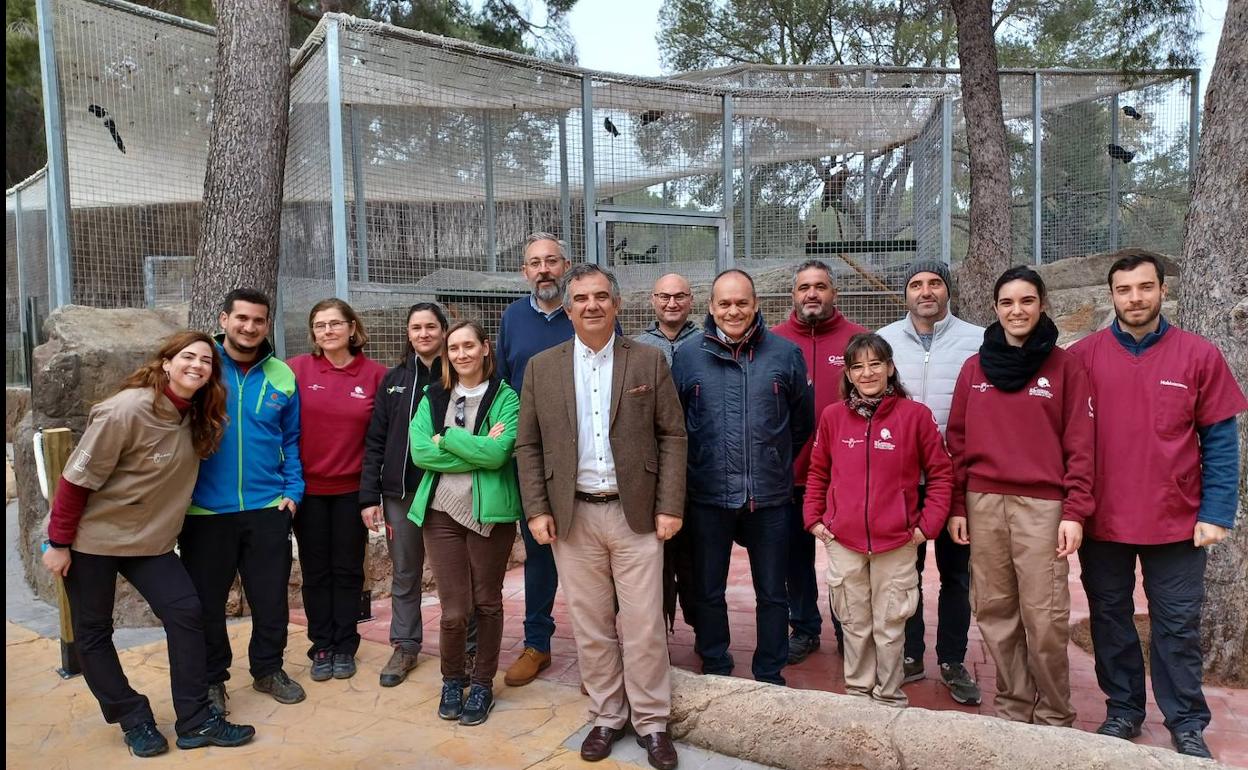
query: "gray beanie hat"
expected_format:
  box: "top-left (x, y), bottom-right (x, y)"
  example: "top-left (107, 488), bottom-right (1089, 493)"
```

top-left (905, 259), bottom-right (953, 289)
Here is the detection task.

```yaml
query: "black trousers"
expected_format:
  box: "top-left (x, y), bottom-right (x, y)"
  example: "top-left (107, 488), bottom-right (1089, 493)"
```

top-left (1079, 537), bottom-right (1211, 732)
top-left (64, 550), bottom-right (212, 734)
top-left (179, 507), bottom-right (292, 683)
top-left (293, 492), bottom-right (368, 657)
top-left (787, 486), bottom-right (822, 639)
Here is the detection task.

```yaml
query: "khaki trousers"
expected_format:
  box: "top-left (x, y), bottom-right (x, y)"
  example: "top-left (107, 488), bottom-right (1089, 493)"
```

top-left (968, 492), bottom-right (1074, 726)
top-left (825, 540), bottom-right (920, 707)
top-left (551, 499), bottom-right (671, 736)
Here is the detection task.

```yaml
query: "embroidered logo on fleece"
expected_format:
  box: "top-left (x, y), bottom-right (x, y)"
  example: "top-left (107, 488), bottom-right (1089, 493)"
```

top-left (972, 381), bottom-right (993, 393)
top-left (874, 426), bottom-right (896, 451)
top-left (841, 437), bottom-right (864, 449)
top-left (349, 385), bottom-right (367, 399)
top-left (1028, 377), bottom-right (1054, 399)
top-left (1160, 380), bottom-right (1189, 390)
top-left (387, 385), bottom-right (407, 395)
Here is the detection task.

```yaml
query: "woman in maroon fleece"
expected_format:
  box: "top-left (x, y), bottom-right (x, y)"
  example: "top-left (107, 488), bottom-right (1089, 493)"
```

top-left (288, 299), bottom-right (386, 681)
top-left (946, 266), bottom-right (1094, 727)
top-left (804, 333), bottom-right (953, 707)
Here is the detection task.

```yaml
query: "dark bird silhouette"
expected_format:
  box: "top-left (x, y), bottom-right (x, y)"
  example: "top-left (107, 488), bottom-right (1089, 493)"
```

top-left (1106, 144), bottom-right (1134, 164)
top-left (104, 118), bottom-right (126, 153)
top-left (613, 237), bottom-right (628, 252)
top-left (88, 104), bottom-right (108, 118)
top-left (819, 160), bottom-right (850, 212)
top-left (1122, 105), bottom-right (1142, 120)
top-left (644, 245), bottom-right (659, 257)
top-left (604, 117), bottom-right (620, 138)
top-left (806, 225), bottom-right (819, 245)
top-left (640, 110), bottom-right (664, 126)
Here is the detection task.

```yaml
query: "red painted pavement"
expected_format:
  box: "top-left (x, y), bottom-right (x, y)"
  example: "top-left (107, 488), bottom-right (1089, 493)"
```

top-left (292, 544), bottom-right (1248, 767)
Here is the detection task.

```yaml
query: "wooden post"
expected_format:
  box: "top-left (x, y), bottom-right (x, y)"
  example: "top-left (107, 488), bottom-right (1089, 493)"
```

top-left (41, 427), bottom-right (81, 678)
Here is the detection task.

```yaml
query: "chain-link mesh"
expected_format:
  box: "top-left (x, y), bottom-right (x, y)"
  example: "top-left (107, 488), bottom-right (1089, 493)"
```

top-left (5, 176), bottom-right (51, 385)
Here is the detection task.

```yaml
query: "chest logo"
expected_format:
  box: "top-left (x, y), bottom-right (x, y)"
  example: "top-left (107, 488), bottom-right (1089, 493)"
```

top-left (879, 428), bottom-right (892, 441)
top-left (841, 437), bottom-right (864, 449)
top-left (349, 385), bottom-right (367, 399)
top-left (1028, 380), bottom-right (1054, 399)
top-left (972, 381), bottom-right (993, 393)
top-left (1160, 379), bottom-right (1189, 390)
top-left (147, 451), bottom-right (174, 465)
top-left (387, 385), bottom-right (407, 394)
top-left (307, 384), bottom-right (326, 391)
top-left (828, 354), bottom-right (845, 367)
top-left (1037, 377), bottom-right (1051, 389)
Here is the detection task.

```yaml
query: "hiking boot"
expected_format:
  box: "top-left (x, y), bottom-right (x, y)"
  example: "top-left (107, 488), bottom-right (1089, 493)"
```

top-left (123, 720), bottom-right (169, 758)
top-left (1172, 730), bottom-right (1212, 758)
top-left (253, 668), bottom-right (306, 704)
top-left (332, 652), bottom-right (357, 680)
top-left (310, 649), bottom-right (333, 682)
top-left (503, 647), bottom-right (551, 687)
top-left (1096, 716), bottom-right (1143, 740)
top-left (902, 656), bottom-right (925, 683)
top-left (786, 633), bottom-right (821, 665)
top-left (459, 683), bottom-right (496, 726)
top-left (207, 682), bottom-right (229, 716)
top-left (938, 662), bottom-right (982, 705)
top-left (380, 648), bottom-right (420, 687)
top-left (175, 714), bottom-right (256, 750)
top-left (438, 678), bottom-right (468, 720)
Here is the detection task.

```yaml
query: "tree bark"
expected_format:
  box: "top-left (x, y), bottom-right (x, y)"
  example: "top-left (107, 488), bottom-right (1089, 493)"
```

top-left (949, 0), bottom-right (1012, 325)
top-left (189, 0), bottom-right (291, 332)
top-left (1180, 0), bottom-right (1248, 686)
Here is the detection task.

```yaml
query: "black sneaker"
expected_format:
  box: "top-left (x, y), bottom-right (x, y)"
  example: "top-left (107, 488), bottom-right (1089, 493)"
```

top-left (253, 668), bottom-right (307, 704)
top-left (459, 684), bottom-right (495, 726)
top-left (438, 678), bottom-right (468, 720)
top-left (207, 682), bottom-right (229, 716)
top-left (902, 656), bottom-right (925, 684)
top-left (310, 649), bottom-right (333, 682)
top-left (786, 633), bottom-right (821, 665)
top-left (1172, 730), bottom-right (1213, 758)
top-left (332, 652), bottom-right (357, 680)
top-left (123, 720), bottom-right (169, 758)
top-left (175, 714), bottom-right (256, 750)
top-left (938, 662), bottom-right (982, 705)
top-left (1095, 716), bottom-right (1143, 740)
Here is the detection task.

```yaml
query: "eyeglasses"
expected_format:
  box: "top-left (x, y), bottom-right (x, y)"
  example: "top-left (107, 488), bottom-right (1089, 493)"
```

top-left (454, 396), bottom-right (466, 427)
top-left (653, 292), bottom-right (691, 304)
top-left (312, 319), bottom-right (348, 333)
top-left (524, 256), bottom-right (564, 270)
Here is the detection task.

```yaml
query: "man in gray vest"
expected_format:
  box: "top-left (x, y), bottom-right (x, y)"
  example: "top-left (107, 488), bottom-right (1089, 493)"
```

top-left (877, 260), bottom-right (983, 706)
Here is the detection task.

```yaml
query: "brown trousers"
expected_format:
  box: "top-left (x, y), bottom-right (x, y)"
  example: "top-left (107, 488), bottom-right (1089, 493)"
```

top-left (551, 499), bottom-right (671, 736)
top-left (825, 540), bottom-right (920, 706)
top-left (968, 492), bottom-right (1074, 726)
top-left (422, 509), bottom-right (514, 686)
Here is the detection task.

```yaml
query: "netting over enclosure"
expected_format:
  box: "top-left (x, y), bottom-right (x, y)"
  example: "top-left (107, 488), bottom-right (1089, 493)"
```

top-left (6, 0), bottom-right (1198, 383)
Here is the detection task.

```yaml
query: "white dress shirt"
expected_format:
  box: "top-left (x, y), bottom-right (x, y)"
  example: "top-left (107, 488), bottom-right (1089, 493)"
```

top-left (573, 334), bottom-right (617, 494)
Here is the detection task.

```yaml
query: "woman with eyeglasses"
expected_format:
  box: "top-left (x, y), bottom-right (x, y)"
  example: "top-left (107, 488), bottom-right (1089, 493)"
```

top-left (288, 299), bottom-right (386, 682)
top-left (804, 332), bottom-right (953, 707)
top-left (946, 266), bottom-right (1094, 726)
top-left (409, 320), bottom-right (522, 726)
top-left (359, 302), bottom-right (447, 687)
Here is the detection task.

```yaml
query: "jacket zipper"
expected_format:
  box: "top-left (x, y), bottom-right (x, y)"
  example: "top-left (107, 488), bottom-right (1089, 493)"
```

top-left (921, 350), bottom-right (931, 404)
top-left (234, 365), bottom-right (249, 511)
top-left (741, 352), bottom-right (755, 511)
top-left (863, 414), bottom-right (873, 554)
top-left (400, 367), bottom-right (419, 500)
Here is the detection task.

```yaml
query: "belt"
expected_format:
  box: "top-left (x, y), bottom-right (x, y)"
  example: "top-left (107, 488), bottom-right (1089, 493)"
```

top-left (574, 491), bottom-right (620, 504)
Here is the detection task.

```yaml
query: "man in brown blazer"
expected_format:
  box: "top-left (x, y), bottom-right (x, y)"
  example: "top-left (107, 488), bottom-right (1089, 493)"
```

top-left (516, 263), bottom-right (686, 770)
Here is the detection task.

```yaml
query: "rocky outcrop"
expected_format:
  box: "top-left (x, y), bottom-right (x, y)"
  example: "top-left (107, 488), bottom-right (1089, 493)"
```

top-left (668, 668), bottom-right (1226, 770)
top-left (7, 386), bottom-right (30, 443)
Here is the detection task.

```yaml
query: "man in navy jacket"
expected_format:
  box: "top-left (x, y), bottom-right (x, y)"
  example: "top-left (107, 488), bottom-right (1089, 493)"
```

top-left (671, 269), bottom-right (814, 685)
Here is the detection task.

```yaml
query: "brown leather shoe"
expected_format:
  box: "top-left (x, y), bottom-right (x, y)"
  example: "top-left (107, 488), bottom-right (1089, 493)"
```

top-left (503, 647), bottom-right (551, 687)
top-left (579, 726), bottom-right (625, 762)
top-left (636, 731), bottom-right (678, 770)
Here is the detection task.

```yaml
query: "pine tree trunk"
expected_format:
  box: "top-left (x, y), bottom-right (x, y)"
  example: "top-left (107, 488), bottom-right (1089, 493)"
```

top-left (188, 1), bottom-right (291, 332)
top-left (949, 0), bottom-right (1012, 325)
top-left (1181, 0), bottom-right (1248, 686)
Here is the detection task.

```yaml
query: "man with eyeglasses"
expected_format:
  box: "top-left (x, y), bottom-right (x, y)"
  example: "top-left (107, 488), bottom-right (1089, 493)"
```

top-left (635, 273), bottom-right (698, 366)
top-left (495, 232), bottom-right (575, 688)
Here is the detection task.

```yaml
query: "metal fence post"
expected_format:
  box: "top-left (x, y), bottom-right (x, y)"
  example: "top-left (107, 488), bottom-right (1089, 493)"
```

top-left (325, 18), bottom-right (350, 300)
top-left (1032, 72), bottom-right (1043, 265)
top-left (940, 94), bottom-right (952, 266)
top-left (740, 73), bottom-right (752, 261)
top-left (581, 77), bottom-right (598, 265)
top-left (1188, 70), bottom-right (1201, 186)
top-left (35, 0), bottom-right (73, 308)
top-left (1108, 93), bottom-right (1120, 252)
top-left (864, 69), bottom-right (875, 249)
top-left (349, 106), bottom-right (370, 282)
top-left (558, 115), bottom-right (572, 247)
top-left (721, 93), bottom-right (735, 270)
top-left (483, 112), bottom-right (498, 271)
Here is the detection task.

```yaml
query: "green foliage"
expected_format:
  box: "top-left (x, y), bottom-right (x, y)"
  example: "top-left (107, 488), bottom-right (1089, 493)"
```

top-left (7, 0), bottom-right (43, 187)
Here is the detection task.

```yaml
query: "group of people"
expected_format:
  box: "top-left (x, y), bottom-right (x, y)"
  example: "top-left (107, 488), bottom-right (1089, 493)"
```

top-left (41, 231), bottom-right (1243, 766)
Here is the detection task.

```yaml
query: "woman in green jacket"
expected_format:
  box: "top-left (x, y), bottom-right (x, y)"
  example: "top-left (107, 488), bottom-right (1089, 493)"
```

top-left (409, 320), bottom-right (521, 726)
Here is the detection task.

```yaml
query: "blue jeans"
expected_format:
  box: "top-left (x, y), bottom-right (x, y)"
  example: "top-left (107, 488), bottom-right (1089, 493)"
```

top-left (518, 518), bottom-right (558, 653)
top-left (689, 502), bottom-right (790, 685)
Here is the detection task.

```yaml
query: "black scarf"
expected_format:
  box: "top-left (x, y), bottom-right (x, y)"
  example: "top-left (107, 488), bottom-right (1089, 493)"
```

top-left (979, 314), bottom-right (1059, 392)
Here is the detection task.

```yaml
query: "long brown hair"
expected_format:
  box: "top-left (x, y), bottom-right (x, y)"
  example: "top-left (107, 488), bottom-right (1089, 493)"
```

top-left (840, 333), bottom-right (909, 400)
top-left (307, 297), bottom-right (369, 356)
top-left (440, 320), bottom-right (495, 391)
top-left (118, 330), bottom-right (227, 458)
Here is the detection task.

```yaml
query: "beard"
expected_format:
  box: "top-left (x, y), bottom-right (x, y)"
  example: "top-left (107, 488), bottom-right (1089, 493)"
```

top-left (534, 281), bottom-right (561, 303)
top-left (798, 305), bottom-right (830, 324)
top-left (1115, 302), bottom-right (1161, 330)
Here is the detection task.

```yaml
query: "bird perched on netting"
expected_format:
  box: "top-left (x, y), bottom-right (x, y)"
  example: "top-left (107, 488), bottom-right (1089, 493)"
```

top-left (613, 237), bottom-right (628, 252)
top-left (643, 245), bottom-right (659, 261)
top-left (819, 160), bottom-right (850, 212)
top-left (1106, 144), bottom-right (1134, 163)
top-left (104, 118), bottom-right (126, 154)
top-left (640, 110), bottom-right (664, 126)
top-left (806, 224), bottom-right (819, 246)
top-left (604, 117), bottom-right (620, 138)
top-left (1122, 105), bottom-right (1142, 120)
top-left (88, 104), bottom-right (108, 118)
